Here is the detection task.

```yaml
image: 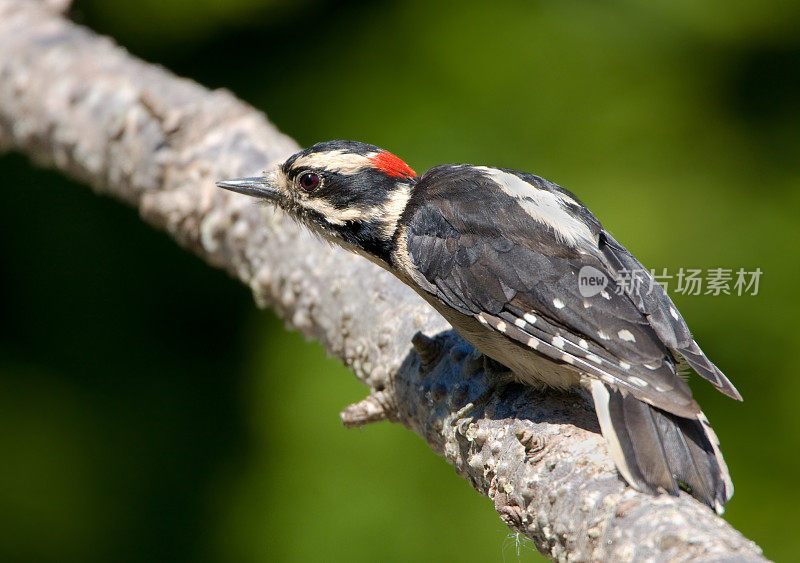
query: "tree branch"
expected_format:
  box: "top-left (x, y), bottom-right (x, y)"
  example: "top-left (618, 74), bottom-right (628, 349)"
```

top-left (0, 2), bottom-right (766, 560)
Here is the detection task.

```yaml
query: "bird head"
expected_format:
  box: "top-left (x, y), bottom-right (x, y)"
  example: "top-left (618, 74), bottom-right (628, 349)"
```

top-left (217, 140), bottom-right (418, 264)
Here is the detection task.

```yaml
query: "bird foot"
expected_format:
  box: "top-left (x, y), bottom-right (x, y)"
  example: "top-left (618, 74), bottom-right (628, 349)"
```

top-left (452, 355), bottom-right (513, 432)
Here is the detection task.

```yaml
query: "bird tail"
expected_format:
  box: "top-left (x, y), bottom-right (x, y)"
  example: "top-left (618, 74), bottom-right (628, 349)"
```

top-left (590, 380), bottom-right (733, 513)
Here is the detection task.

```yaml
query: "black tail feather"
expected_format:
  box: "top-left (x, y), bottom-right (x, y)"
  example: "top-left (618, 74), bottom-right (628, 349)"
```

top-left (592, 381), bottom-right (732, 513)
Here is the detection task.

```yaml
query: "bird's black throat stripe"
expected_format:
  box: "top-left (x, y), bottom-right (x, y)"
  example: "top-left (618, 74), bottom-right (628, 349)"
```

top-left (335, 219), bottom-right (396, 264)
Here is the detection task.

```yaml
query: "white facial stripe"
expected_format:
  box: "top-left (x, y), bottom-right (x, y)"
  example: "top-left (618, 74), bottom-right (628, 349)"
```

top-left (291, 150), bottom-right (378, 175)
top-left (378, 182), bottom-right (412, 237)
top-left (299, 180), bottom-right (412, 236)
top-left (301, 198), bottom-right (367, 225)
top-left (475, 167), bottom-right (595, 246)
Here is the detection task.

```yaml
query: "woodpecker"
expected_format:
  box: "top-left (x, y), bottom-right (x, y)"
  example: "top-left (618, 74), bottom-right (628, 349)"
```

top-left (217, 140), bottom-right (741, 513)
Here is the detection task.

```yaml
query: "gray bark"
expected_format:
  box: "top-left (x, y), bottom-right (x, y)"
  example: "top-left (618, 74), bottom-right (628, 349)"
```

top-left (0, 1), bottom-right (766, 560)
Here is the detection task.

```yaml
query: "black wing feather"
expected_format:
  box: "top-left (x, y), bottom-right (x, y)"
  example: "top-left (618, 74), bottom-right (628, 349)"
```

top-left (598, 231), bottom-right (741, 401)
top-left (402, 165), bottom-right (718, 416)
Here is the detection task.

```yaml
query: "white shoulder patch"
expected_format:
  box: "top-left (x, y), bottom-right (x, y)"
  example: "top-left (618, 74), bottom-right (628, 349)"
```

top-left (474, 167), bottom-right (595, 247)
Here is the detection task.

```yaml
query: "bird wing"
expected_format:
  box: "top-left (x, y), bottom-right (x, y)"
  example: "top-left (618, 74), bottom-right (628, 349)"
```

top-left (596, 229), bottom-right (741, 400)
top-left (401, 164), bottom-right (736, 415)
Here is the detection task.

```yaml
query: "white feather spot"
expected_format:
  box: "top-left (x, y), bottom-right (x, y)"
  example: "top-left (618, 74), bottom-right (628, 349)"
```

top-left (514, 318), bottom-right (527, 328)
top-left (617, 329), bottom-right (636, 342)
top-left (644, 362), bottom-right (660, 370)
top-left (561, 353), bottom-right (574, 364)
top-left (553, 298), bottom-right (565, 309)
top-left (670, 307), bottom-right (679, 321)
top-left (628, 376), bottom-right (649, 387)
top-left (600, 290), bottom-right (611, 300)
top-left (527, 337), bottom-right (539, 349)
top-left (477, 314), bottom-right (488, 326)
top-left (523, 313), bottom-right (537, 324)
top-left (597, 330), bottom-right (610, 340)
top-left (579, 339), bottom-right (588, 349)
top-left (496, 321), bottom-right (507, 332)
top-left (583, 300), bottom-right (592, 309)
top-left (552, 336), bottom-right (565, 349)
top-left (619, 361), bottom-right (631, 370)
top-left (586, 354), bottom-right (602, 364)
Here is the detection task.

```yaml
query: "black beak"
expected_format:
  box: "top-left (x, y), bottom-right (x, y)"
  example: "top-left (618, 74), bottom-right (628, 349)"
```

top-left (216, 176), bottom-right (282, 201)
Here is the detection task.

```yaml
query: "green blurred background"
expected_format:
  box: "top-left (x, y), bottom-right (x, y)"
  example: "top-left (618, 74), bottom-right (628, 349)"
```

top-left (1, 0), bottom-right (798, 560)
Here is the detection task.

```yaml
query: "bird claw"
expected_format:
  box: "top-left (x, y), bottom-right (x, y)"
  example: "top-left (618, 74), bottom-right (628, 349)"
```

top-left (453, 402), bottom-right (477, 433)
top-left (452, 355), bottom-right (514, 432)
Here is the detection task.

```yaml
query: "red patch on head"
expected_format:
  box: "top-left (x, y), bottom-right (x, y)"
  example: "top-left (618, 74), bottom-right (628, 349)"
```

top-left (369, 151), bottom-right (417, 179)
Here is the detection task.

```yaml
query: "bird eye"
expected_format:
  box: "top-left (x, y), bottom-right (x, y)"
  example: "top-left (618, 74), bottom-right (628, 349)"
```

top-left (298, 172), bottom-right (321, 192)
